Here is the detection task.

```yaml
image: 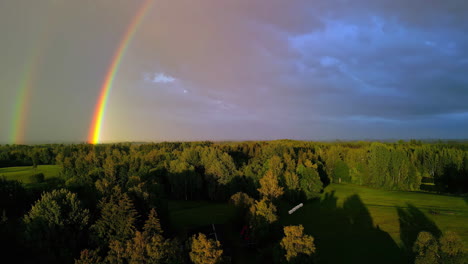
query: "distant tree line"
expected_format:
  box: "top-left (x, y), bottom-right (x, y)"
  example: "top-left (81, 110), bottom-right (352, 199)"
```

top-left (1, 140), bottom-right (468, 194)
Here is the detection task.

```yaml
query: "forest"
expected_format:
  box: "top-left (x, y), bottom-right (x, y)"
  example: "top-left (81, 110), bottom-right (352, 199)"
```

top-left (0, 140), bottom-right (467, 263)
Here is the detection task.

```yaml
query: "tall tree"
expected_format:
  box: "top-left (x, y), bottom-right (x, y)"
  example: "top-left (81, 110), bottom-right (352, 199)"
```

top-left (296, 164), bottom-right (323, 199)
top-left (24, 189), bottom-right (90, 263)
top-left (413, 231), bottom-right (439, 264)
top-left (258, 170), bottom-right (284, 200)
top-left (280, 225), bottom-right (316, 262)
top-left (92, 189), bottom-right (137, 245)
top-left (249, 198), bottom-right (278, 242)
top-left (439, 231), bottom-right (465, 264)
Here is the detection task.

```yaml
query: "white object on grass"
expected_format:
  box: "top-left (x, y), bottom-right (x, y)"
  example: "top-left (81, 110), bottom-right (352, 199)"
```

top-left (288, 203), bottom-right (304, 214)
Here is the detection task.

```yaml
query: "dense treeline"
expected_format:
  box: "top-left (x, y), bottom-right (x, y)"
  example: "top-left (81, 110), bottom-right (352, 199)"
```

top-left (2, 140), bottom-right (468, 194)
top-left (0, 140), bottom-right (467, 263)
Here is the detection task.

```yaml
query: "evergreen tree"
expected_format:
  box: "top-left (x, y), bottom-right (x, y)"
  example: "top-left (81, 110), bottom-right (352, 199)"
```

top-left (92, 188), bottom-right (137, 245)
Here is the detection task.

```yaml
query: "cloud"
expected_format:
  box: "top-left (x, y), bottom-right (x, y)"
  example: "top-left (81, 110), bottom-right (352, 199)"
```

top-left (1, 0), bottom-right (468, 142)
top-left (146, 73), bottom-right (176, 84)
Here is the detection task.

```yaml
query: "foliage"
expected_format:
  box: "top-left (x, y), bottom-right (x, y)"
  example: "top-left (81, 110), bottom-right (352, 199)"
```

top-left (296, 165), bottom-right (323, 199)
top-left (0, 177), bottom-right (27, 218)
top-left (24, 188), bottom-right (90, 263)
top-left (189, 233), bottom-right (224, 264)
top-left (332, 160), bottom-right (350, 183)
top-left (413, 230), bottom-right (466, 264)
top-left (280, 225), bottom-right (315, 262)
top-left (1, 141), bottom-right (468, 263)
top-left (75, 249), bottom-right (103, 264)
top-left (92, 188), bottom-right (137, 245)
top-left (258, 169), bottom-right (284, 200)
top-left (229, 192), bottom-right (254, 210)
top-left (249, 198), bottom-right (278, 242)
top-left (143, 208), bottom-right (163, 237)
top-left (105, 209), bottom-right (182, 264)
top-left (413, 231), bottom-right (439, 264)
top-left (439, 231), bottom-right (465, 264)
top-left (250, 198), bottom-right (278, 224)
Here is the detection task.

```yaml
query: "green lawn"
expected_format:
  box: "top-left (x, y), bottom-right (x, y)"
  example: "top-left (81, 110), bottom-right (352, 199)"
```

top-left (0, 165), bottom-right (61, 184)
top-left (280, 184), bottom-right (468, 263)
top-left (168, 184), bottom-right (468, 263)
top-left (168, 200), bottom-right (237, 233)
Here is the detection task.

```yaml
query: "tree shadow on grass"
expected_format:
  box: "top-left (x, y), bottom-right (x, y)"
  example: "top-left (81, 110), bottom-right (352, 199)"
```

top-left (397, 203), bottom-right (441, 260)
top-left (285, 191), bottom-right (404, 263)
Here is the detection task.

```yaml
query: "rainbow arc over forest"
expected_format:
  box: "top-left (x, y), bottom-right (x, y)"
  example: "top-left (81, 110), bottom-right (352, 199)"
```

top-left (10, 12), bottom-right (53, 144)
top-left (10, 59), bottom-right (38, 144)
top-left (88, 0), bottom-right (153, 144)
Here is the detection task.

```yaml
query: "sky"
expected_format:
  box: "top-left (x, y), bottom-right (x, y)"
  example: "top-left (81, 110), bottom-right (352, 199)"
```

top-left (1, 0), bottom-right (468, 143)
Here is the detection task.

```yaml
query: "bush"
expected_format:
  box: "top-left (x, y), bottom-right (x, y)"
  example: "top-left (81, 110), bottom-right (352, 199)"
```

top-left (27, 173), bottom-right (45, 183)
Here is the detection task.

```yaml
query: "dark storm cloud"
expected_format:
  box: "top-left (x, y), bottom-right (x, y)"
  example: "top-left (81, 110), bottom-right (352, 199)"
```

top-left (1, 0), bottom-right (467, 142)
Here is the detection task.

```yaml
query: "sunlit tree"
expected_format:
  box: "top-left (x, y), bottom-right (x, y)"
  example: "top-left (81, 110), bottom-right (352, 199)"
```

top-left (280, 225), bottom-right (316, 262)
top-left (189, 233), bottom-right (223, 264)
top-left (258, 170), bottom-right (284, 200)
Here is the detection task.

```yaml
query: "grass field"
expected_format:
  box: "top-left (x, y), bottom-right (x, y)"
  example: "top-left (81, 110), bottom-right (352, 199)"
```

top-left (0, 165), bottom-right (61, 184)
top-left (168, 200), bottom-right (237, 233)
top-left (280, 184), bottom-right (468, 263)
top-left (169, 184), bottom-right (468, 263)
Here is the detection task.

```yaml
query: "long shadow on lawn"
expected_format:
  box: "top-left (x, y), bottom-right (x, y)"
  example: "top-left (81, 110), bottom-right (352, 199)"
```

top-left (298, 191), bottom-right (405, 264)
top-left (397, 203), bottom-right (441, 260)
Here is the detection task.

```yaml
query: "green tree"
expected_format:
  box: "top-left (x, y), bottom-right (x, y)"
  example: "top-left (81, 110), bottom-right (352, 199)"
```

top-left (284, 171), bottom-right (299, 191)
top-left (189, 233), bottom-right (223, 264)
top-left (297, 165), bottom-right (323, 199)
top-left (333, 160), bottom-right (350, 183)
top-left (413, 231), bottom-right (439, 264)
top-left (24, 189), bottom-right (90, 263)
top-left (230, 192), bottom-right (254, 210)
top-left (168, 159), bottom-right (201, 200)
top-left (0, 177), bottom-right (27, 218)
top-left (439, 231), bottom-right (465, 264)
top-left (75, 249), bottom-right (103, 264)
top-left (280, 225), bottom-right (316, 262)
top-left (92, 189), bottom-right (137, 245)
top-left (258, 170), bottom-right (284, 200)
top-left (105, 209), bottom-right (181, 264)
top-left (267, 155), bottom-right (284, 179)
top-left (143, 208), bottom-right (163, 237)
top-left (249, 198), bottom-right (278, 241)
top-left (146, 236), bottom-right (182, 264)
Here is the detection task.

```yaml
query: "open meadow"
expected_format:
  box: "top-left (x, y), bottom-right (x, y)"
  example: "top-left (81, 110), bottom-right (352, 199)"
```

top-left (169, 183), bottom-right (468, 263)
top-left (0, 165), bottom-right (61, 183)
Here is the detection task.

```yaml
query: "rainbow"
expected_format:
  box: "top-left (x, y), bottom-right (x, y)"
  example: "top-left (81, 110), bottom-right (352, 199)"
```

top-left (10, 20), bottom-right (52, 144)
top-left (88, 0), bottom-right (154, 144)
top-left (9, 1), bottom-right (64, 144)
top-left (10, 60), bottom-right (37, 144)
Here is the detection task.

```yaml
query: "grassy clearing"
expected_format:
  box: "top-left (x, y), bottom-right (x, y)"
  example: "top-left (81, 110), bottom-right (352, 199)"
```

top-left (0, 165), bottom-right (61, 184)
top-left (168, 200), bottom-right (254, 263)
top-left (280, 184), bottom-right (468, 263)
top-left (169, 184), bottom-right (468, 263)
top-left (322, 184), bottom-right (468, 245)
top-left (168, 200), bottom-right (237, 233)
